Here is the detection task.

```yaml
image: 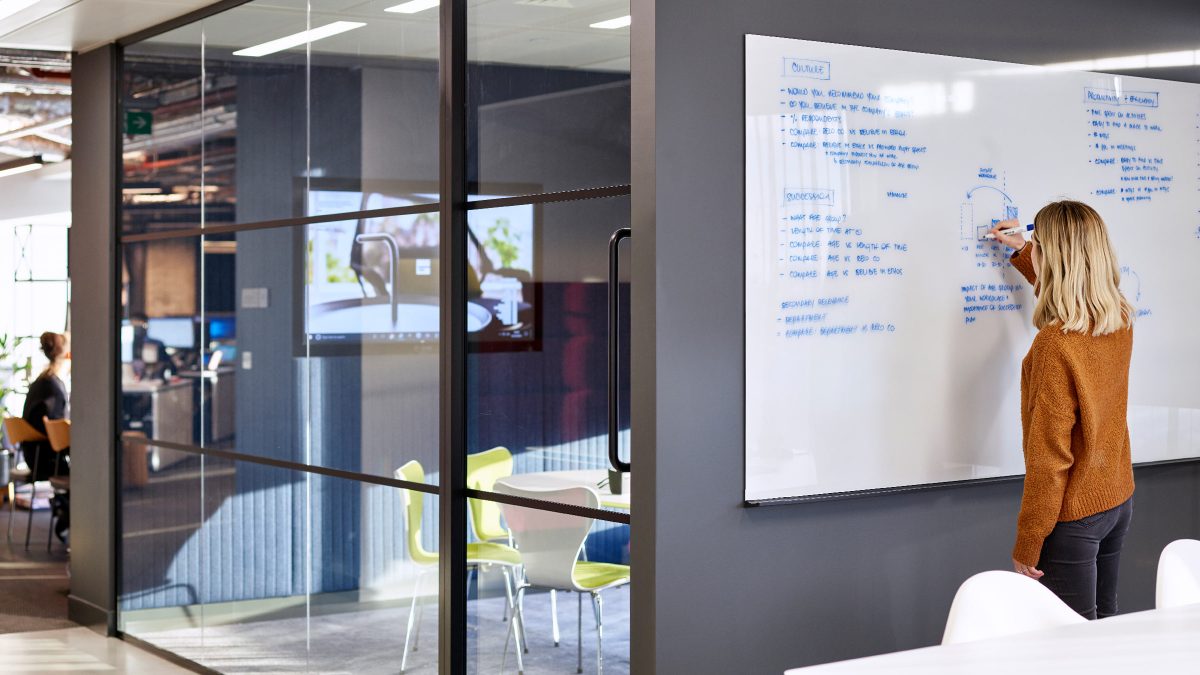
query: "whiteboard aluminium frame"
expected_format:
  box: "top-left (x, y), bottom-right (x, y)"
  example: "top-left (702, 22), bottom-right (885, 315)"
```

top-left (739, 32), bottom-right (1200, 507)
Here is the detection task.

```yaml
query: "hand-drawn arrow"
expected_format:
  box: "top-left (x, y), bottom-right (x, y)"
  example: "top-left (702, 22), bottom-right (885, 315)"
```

top-left (966, 185), bottom-right (1013, 202)
top-left (1120, 265), bottom-right (1141, 301)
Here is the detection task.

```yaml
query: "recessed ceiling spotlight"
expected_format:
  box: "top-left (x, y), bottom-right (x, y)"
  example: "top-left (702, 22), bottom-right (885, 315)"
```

top-left (589, 15), bottom-right (631, 29)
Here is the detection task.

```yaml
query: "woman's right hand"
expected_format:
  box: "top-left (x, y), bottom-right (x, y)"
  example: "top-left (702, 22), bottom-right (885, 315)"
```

top-left (990, 219), bottom-right (1027, 251)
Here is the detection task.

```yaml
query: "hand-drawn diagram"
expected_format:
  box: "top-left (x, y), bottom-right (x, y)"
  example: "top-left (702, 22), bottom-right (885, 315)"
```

top-left (1119, 265), bottom-right (1141, 302)
top-left (960, 183), bottom-right (1018, 241)
top-left (1119, 264), bottom-right (1154, 318)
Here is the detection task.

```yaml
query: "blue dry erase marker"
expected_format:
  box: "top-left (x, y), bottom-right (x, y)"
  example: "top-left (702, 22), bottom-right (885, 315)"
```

top-left (981, 223), bottom-right (1034, 240)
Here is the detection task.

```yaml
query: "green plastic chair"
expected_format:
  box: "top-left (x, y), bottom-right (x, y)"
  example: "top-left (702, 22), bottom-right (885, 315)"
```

top-left (466, 446), bottom-right (514, 544)
top-left (395, 460), bottom-right (525, 672)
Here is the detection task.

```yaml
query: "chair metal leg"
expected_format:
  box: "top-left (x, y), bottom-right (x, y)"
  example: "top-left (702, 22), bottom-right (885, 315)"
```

top-left (48, 454), bottom-right (63, 551)
top-left (592, 592), bottom-right (604, 675)
top-left (551, 588), bottom-right (561, 646)
top-left (503, 584), bottom-right (527, 675)
top-left (24, 447), bottom-right (40, 549)
top-left (501, 566), bottom-right (509, 623)
top-left (514, 585), bottom-right (525, 674)
top-left (401, 570), bottom-right (425, 673)
top-left (502, 567), bottom-right (528, 655)
top-left (413, 595), bottom-right (426, 651)
top-left (6, 482), bottom-right (14, 542)
top-left (577, 591), bottom-right (583, 674)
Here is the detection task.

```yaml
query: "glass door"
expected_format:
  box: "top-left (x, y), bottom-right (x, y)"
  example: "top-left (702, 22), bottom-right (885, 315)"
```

top-left (114, 0), bottom-right (632, 672)
top-left (458, 2), bottom-right (633, 672)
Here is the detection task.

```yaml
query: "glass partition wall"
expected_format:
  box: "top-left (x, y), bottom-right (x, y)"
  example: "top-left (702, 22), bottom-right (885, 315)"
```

top-left (115, 1), bottom-right (631, 673)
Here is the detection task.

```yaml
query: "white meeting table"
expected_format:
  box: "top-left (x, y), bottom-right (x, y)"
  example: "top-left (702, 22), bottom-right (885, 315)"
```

top-left (785, 602), bottom-right (1200, 674)
top-left (498, 469), bottom-right (630, 510)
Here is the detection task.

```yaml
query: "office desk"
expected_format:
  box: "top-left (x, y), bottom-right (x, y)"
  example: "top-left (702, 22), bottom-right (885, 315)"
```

top-left (179, 367), bottom-right (236, 442)
top-left (500, 470), bottom-right (630, 510)
top-left (122, 379), bottom-right (193, 471)
top-left (785, 602), bottom-right (1200, 674)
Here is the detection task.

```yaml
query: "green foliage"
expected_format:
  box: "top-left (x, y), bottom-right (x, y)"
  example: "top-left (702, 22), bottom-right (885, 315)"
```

top-left (325, 252), bottom-right (357, 283)
top-left (0, 333), bottom-right (29, 416)
top-left (484, 218), bottom-right (522, 269)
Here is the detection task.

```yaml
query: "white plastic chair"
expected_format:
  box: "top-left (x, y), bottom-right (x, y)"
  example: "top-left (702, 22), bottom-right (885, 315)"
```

top-left (1156, 539), bottom-right (1200, 609)
top-left (494, 478), bottom-right (629, 675)
top-left (942, 570), bottom-right (1085, 645)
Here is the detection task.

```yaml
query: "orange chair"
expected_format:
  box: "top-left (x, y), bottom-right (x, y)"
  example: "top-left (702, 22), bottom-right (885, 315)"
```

top-left (3, 417), bottom-right (47, 547)
top-left (121, 431), bottom-right (149, 488)
top-left (43, 417), bottom-right (70, 550)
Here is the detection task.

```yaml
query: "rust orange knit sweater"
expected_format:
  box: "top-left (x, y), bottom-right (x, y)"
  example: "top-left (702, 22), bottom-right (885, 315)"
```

top-left (1009, 246), bottom-right (1135, 567)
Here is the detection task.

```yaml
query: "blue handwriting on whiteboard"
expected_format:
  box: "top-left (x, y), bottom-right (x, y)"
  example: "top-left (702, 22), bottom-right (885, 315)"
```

top-left (783, 188), bottom-right (835, 207)
top-left (1084, 87), bottom-right (1159, 108)
top-left (782, 58), bottom-right (831, 80)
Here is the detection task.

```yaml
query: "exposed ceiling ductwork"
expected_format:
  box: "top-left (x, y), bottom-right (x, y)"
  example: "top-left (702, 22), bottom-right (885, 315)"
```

top-left (0, 49), bottom-right (71, 162)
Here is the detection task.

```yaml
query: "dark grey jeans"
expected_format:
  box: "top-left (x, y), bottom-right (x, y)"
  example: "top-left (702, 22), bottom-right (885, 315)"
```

top-left (1037, 497), bottom-right (1134, 620)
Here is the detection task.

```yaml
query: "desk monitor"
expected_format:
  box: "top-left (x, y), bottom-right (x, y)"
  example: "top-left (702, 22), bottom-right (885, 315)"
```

top-left (208, 316), bottom-right (235, 341)
top-left (120, 320), bottom-right (134, 362)
top-left (147, 317), bottom-right (196, 349)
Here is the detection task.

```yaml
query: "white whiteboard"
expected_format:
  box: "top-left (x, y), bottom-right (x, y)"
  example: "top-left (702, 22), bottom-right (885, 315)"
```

top-left (744, 34), bottom-right (1200, 502)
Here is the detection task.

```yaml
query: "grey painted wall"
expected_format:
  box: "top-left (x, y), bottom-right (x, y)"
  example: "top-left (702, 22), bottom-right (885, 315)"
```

top-left (69, 44), bottom-right (117, 632)
top-left (634, 0), bottom-right (1200, 672)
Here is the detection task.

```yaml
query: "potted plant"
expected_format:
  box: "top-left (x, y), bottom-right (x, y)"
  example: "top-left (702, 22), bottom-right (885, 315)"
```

top-left (0, 334), bottom-right (30, 486)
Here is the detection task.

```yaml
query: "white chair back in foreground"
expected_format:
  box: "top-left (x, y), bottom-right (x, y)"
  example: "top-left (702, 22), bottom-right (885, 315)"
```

top-left (494, 478), bottom-right (630, 674)
top-left (1156, 539), bottom-right (1200, 609)
top-left (942, 570), bottom-right (1085, 645)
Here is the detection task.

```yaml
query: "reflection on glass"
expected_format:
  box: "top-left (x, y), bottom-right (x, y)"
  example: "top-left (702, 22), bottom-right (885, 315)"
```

top-left (306, 202), bottom-right (441, 346)
top-left (466, 496), bottom-right (630, 674)
top-left (119, 240), bottom-right (202, 463)
top-left (468, 0), bottom-right (631, 196)
top-left (466, 197), bottom-right (631, 509)
top-left (120, 458), bottom-right (442, 673)
top-left (121, 24), bottom-right (206, 236)
top-left (298, 212), bottom-right (442, 482)
top-left (117, 433), bottom-right (203, 655)
top-left (310, 0), bottom-right (440, 204)
top-left (202, 0), bottom-right (306, 226)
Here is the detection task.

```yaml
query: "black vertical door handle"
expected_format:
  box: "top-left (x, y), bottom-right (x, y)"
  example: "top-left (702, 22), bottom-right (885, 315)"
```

top-left (608, 228), bottom-right (632, 473)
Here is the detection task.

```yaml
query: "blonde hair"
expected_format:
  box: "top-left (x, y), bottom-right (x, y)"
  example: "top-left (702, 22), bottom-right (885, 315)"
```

top-left (1030, 200), bottom-right (1133, 336)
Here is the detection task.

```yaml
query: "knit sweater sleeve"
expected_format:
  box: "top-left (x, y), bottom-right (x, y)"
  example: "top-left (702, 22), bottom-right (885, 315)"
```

top-left (1013, 337), bottom-right (1078, 567)
top-left (1010, 244), bottom-right (1037, 286)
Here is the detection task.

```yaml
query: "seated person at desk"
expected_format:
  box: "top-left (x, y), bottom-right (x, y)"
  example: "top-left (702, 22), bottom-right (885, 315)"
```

top-left (130, 313), bottom-right (171, 381)
top-left (22, 331), bottom-right (69, 481)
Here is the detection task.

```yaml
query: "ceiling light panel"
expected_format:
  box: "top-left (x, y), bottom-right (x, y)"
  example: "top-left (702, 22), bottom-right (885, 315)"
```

top-left (385, 0), bottom-right (439, 14)
top-left (0, 0), bottom-right (42, 24)
top-left (515, 0), bottom-right (576, 7)
top-left (589, 15), bottom-right (630, 29)
top-left (0, 154), bottom-right (43, 178)
top-left (233, 21), bottom-right (367, 57)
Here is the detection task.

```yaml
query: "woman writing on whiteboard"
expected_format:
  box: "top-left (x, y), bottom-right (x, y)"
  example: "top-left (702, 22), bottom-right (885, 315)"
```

top-left (990, 201), bottom-right (1135, 620)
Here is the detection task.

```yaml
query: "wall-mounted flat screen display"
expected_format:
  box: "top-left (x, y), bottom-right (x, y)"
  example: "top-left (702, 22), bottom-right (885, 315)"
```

top-left (302, 184), bottom-right (540, 353)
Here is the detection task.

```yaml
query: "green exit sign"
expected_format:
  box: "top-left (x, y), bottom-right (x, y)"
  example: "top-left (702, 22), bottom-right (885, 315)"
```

top-left (125, 111), bottom-right (152, 135)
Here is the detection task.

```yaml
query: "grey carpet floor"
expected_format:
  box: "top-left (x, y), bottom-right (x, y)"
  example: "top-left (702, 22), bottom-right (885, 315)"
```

top-left (133, 585), bottom-right (632, 674)
top-left (0, 505), bottom-right (72, 634)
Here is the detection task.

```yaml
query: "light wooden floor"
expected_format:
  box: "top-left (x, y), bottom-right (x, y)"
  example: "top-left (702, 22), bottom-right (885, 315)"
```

top-left (0, 627), bottom-right (194, 673)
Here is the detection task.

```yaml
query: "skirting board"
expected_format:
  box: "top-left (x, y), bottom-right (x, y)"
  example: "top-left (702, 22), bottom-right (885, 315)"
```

top-left (68, 594), bottom-right (116, 636)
